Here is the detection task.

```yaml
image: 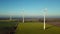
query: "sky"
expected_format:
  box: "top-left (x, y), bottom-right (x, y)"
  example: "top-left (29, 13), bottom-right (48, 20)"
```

top-left (0, 0), bottom-right (60, 16)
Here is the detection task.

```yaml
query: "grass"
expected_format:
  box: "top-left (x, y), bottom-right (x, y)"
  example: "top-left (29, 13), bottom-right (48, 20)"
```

top-left (0, 21), bottom-right (18, 34)
top-left (0, 22), bottom-right (18, 27)
top-left (15, 22), bottom-right (60, 34)
top-left (0, 21), bottom-right (60, 34)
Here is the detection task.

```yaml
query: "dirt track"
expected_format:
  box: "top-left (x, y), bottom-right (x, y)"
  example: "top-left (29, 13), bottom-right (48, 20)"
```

top-left (46, 22), bottom-right (60, 27)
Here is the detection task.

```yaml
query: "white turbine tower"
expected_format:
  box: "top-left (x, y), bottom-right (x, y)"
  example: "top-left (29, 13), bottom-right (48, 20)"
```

top-left (22, 9), bottom-right (24, 23)
top-left (43, 8), bottom-right (47, 30)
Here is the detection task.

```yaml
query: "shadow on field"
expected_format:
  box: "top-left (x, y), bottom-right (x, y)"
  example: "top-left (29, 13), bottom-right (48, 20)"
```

top-left (45, 26), bottom-right (54, 30)
top-left (39, 26), bottom-right (54, 30)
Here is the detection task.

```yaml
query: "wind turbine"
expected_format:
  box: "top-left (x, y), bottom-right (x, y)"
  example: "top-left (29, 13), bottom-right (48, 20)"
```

top-left (43, 8), bottom-right (47, 30)
top-left (22, 9), bottom-right (24, 23)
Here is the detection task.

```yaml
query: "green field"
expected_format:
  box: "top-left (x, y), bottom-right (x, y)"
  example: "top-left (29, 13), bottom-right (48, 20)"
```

top-left (15, 22), bottom-right (60, 34)
top-left (0, 21), bottom-right (18, 34)
top-left (0, 21), bottom-right (60, 34)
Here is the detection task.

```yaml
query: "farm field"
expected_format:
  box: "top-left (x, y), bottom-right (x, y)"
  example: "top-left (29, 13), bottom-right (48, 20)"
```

top-left (0, 21), bottom-right (60, 34)
top-left (0, 21), bottom-right (18, 34)
top-left (15, 22), bottom-right (60, 34)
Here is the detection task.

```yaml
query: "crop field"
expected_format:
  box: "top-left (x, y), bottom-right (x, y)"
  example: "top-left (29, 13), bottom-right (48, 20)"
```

top-left (15, 22), bottom-right (60, 34)
top-left (0, 21), bottom-right (60, 34)
top-left (0, 21), bottom-right (18, 34)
